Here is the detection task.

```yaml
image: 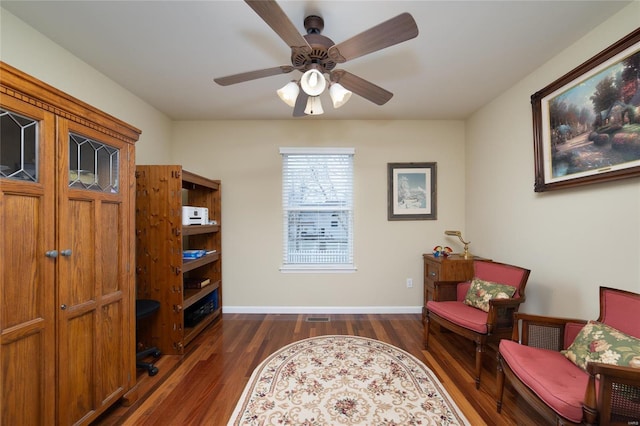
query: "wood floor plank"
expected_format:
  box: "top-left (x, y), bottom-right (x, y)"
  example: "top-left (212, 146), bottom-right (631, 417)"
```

top-left (94, 314), bottom-right (548, 425)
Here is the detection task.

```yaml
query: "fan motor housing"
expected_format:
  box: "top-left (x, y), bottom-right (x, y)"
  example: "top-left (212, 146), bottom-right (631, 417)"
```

top-left (291, 15), bottom-right (336, 73)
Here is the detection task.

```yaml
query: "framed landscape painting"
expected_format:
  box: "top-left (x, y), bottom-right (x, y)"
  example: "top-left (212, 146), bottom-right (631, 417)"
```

top-left (532, 28), bottom-right (640, 192)
top-left (387, 162), bottom-right (436, 220)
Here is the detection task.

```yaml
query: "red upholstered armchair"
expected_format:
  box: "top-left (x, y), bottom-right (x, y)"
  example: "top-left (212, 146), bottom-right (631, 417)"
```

top-left (497, 287), bottom-right (640, 425)
top-left (424, 260), bottom-right (530, 389)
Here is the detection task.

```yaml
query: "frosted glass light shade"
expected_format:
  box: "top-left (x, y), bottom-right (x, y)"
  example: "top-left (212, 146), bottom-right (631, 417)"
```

top-left (329, 83), bottom-right (352, 108)
top-left (304, 96), bottom-right (324, 115)
top-left (277, 81), bottom-right (299, 107)
top-left (300, 69), bottom-right (326, 96)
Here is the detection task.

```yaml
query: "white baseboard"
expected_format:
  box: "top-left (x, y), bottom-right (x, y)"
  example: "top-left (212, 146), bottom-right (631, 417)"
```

top-left (222, 306), bottom-right (422, 314)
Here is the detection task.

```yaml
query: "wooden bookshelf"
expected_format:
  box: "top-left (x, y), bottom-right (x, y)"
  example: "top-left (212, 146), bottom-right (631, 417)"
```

top-left (135, 165), bottom-right (222, 355)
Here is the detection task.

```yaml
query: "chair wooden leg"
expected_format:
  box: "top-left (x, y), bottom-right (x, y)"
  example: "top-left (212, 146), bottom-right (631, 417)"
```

top-left (423, 313), bottom-right (430, 350)
top-left (474, 342), bottom-right (484, 389)
top-left (496, 353), bottom-right (505, 413)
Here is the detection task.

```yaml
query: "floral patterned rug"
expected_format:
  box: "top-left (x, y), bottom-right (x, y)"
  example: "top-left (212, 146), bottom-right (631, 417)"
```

top-left (227, 335), bottom-right (470, 425)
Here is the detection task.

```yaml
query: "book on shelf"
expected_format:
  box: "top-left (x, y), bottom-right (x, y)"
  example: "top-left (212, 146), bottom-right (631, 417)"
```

top-left (183, 249), bottom-right (206, 259)
top-left (184, 277), bottom-right (211, 289)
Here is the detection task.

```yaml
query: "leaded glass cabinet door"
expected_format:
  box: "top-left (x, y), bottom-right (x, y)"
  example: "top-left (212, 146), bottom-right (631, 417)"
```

top-left (55, 117), bottom-right (134, 425)
top-left (0, 96), bottom-right (56, 424)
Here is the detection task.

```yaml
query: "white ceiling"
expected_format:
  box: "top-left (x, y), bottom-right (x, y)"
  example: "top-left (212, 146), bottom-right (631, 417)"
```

top-left (2, 1), bottom-right (631, 120)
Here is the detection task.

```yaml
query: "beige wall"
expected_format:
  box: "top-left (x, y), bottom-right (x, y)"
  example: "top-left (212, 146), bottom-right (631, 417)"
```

top-left (466, 2), bottom-right (640, 319)
top-left (171, 120), bottom-right (466, 312)
top-left (3, 3), bottom-right (639, 315)
top-left (0, 8), bottom-right (174, 164)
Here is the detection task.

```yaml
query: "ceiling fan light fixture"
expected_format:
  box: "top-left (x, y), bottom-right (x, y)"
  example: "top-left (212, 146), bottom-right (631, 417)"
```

top-left (300, 69), bottom-right (326, 96)
top-left (304, 96), bottom-right (324, 115)
top-left (277, 81), bottom-right (300, 107)
top-left (329, 82), bottom-right (352, 109)
top-left (214, 4), bottom-right (419, 117)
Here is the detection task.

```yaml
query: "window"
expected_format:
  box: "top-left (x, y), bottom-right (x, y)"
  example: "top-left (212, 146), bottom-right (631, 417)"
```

top-left (0, 109), bottom-right (38, 182)
top-left (68, 132), bottom-right (119, 192)
top-left (280, 147), bottom-right (355, 272)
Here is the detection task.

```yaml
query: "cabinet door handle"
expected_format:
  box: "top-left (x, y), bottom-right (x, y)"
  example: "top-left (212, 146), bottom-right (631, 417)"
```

top-left (45, 250), bottom-right (58, 258)
top-left (61, 249), bottom-right (72, 256)
top-left (60, 304), bottom-right (67, 310)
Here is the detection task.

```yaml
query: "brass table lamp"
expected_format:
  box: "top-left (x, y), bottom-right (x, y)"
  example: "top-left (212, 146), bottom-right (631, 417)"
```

top-left (444, 230), bottom-right (472, 259)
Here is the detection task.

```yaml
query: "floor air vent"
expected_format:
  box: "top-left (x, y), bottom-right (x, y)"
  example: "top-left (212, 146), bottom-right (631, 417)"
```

top-left (306, 316), bottom-right (330, 322)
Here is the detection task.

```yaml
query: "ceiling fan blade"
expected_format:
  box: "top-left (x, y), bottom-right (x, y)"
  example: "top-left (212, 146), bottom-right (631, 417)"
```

top-left (293, 91), bottom-right (309, 117)
top-left (328, 13), bottom-right (418, 63)
top-left (245, 0), bottom-right (311, 53)
top-left (331, 70), bottom-right (393, 106)
top-left (214, 66), bottom-right (295, 86)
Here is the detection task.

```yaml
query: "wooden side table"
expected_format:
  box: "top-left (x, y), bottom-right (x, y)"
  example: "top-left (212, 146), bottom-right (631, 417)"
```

top-left (422, 254), bottom-right (480, 319)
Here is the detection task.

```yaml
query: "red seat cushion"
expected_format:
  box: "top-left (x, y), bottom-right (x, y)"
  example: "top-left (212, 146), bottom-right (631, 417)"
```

top-left (427, 301), bottom-right (488, 333)
top-left (500, 339), bottom-right (589, 423)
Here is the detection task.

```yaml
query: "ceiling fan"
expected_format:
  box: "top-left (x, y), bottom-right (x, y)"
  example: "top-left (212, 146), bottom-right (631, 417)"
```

top-left (214, 0), bottom-right (419, 117)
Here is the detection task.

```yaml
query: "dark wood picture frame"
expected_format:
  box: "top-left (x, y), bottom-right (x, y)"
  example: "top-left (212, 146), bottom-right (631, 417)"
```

top-left (532, 27), bottom-right (640, 192)
top-left (387, 162), bottom-right (436, 220)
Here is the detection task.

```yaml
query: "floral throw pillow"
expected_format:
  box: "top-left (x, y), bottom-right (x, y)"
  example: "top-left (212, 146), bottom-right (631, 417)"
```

top-left (463, 278), bottom-right (516, 312)
top-left (562, 320), bottom-right (640, 371)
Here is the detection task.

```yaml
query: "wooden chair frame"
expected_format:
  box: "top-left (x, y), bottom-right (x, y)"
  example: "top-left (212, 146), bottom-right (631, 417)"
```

top-left (497, 287), bottom-right (640, 425)
top-left (424, 260), bottom-right (530, 389)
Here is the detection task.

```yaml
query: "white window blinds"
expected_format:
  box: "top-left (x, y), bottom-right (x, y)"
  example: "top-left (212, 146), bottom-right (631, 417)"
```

top-left (280, 147), bottom-right (354, 271)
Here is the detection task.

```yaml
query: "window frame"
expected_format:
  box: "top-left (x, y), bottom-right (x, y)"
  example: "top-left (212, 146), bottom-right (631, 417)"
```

top-left (279, 147), bottom-right (356, 273)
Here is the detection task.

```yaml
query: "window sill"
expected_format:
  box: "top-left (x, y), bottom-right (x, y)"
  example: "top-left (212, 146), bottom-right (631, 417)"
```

top-left (279, 265), bottom-right (357, 273)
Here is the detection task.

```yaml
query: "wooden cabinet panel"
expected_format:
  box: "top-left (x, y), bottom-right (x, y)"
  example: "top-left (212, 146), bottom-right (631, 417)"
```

top-left (59, 312), bottom-right (95, 425)
top-left (3, 332), bottom-right (51, 425)
top-left (99, 300), bottom-right (125, 397)
top-left (101, 202), bottom-right (122, 294)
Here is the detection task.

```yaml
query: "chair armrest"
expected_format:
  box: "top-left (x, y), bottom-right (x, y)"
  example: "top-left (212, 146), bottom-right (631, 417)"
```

top-left (489, 297), bottom-right (524, 309)
top-left (583, 362), bottom-right (640, 425)
top-left (486, 297), bottom-right (525, 332)
top-left (511, 313), bottom-right (587, 349)
top-left (432, 280), bottom-right (461, 302)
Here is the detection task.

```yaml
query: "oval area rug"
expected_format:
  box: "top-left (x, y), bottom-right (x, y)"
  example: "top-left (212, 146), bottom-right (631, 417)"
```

top-left (227, 335), bottom-right (470, 425)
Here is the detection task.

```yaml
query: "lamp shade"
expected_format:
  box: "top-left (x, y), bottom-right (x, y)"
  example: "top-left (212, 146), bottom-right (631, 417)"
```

top-left (277, 81), bottom-right (299, 107)
top-left (300, 69), bottom-right (326, 96)
top-left (304, 96), bottom-right (324, 115)
top-left (329, 83), bottom-right (352, 109)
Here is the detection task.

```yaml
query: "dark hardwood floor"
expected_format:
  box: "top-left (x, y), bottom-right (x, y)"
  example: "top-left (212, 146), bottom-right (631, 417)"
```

top-left (94, 314), bottom-right (548, 425)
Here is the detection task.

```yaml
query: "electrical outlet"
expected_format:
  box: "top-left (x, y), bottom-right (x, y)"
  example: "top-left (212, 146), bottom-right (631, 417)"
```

top-left (406, 278), bottom-right (413, 288)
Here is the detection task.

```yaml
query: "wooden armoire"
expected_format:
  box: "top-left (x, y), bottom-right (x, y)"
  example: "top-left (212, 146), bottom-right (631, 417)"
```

top-left (0, 62), bottom-right (141, 425)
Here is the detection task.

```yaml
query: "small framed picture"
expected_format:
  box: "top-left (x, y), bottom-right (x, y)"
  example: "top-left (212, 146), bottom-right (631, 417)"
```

top-left (387, 162), bottom-right (437, 220)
